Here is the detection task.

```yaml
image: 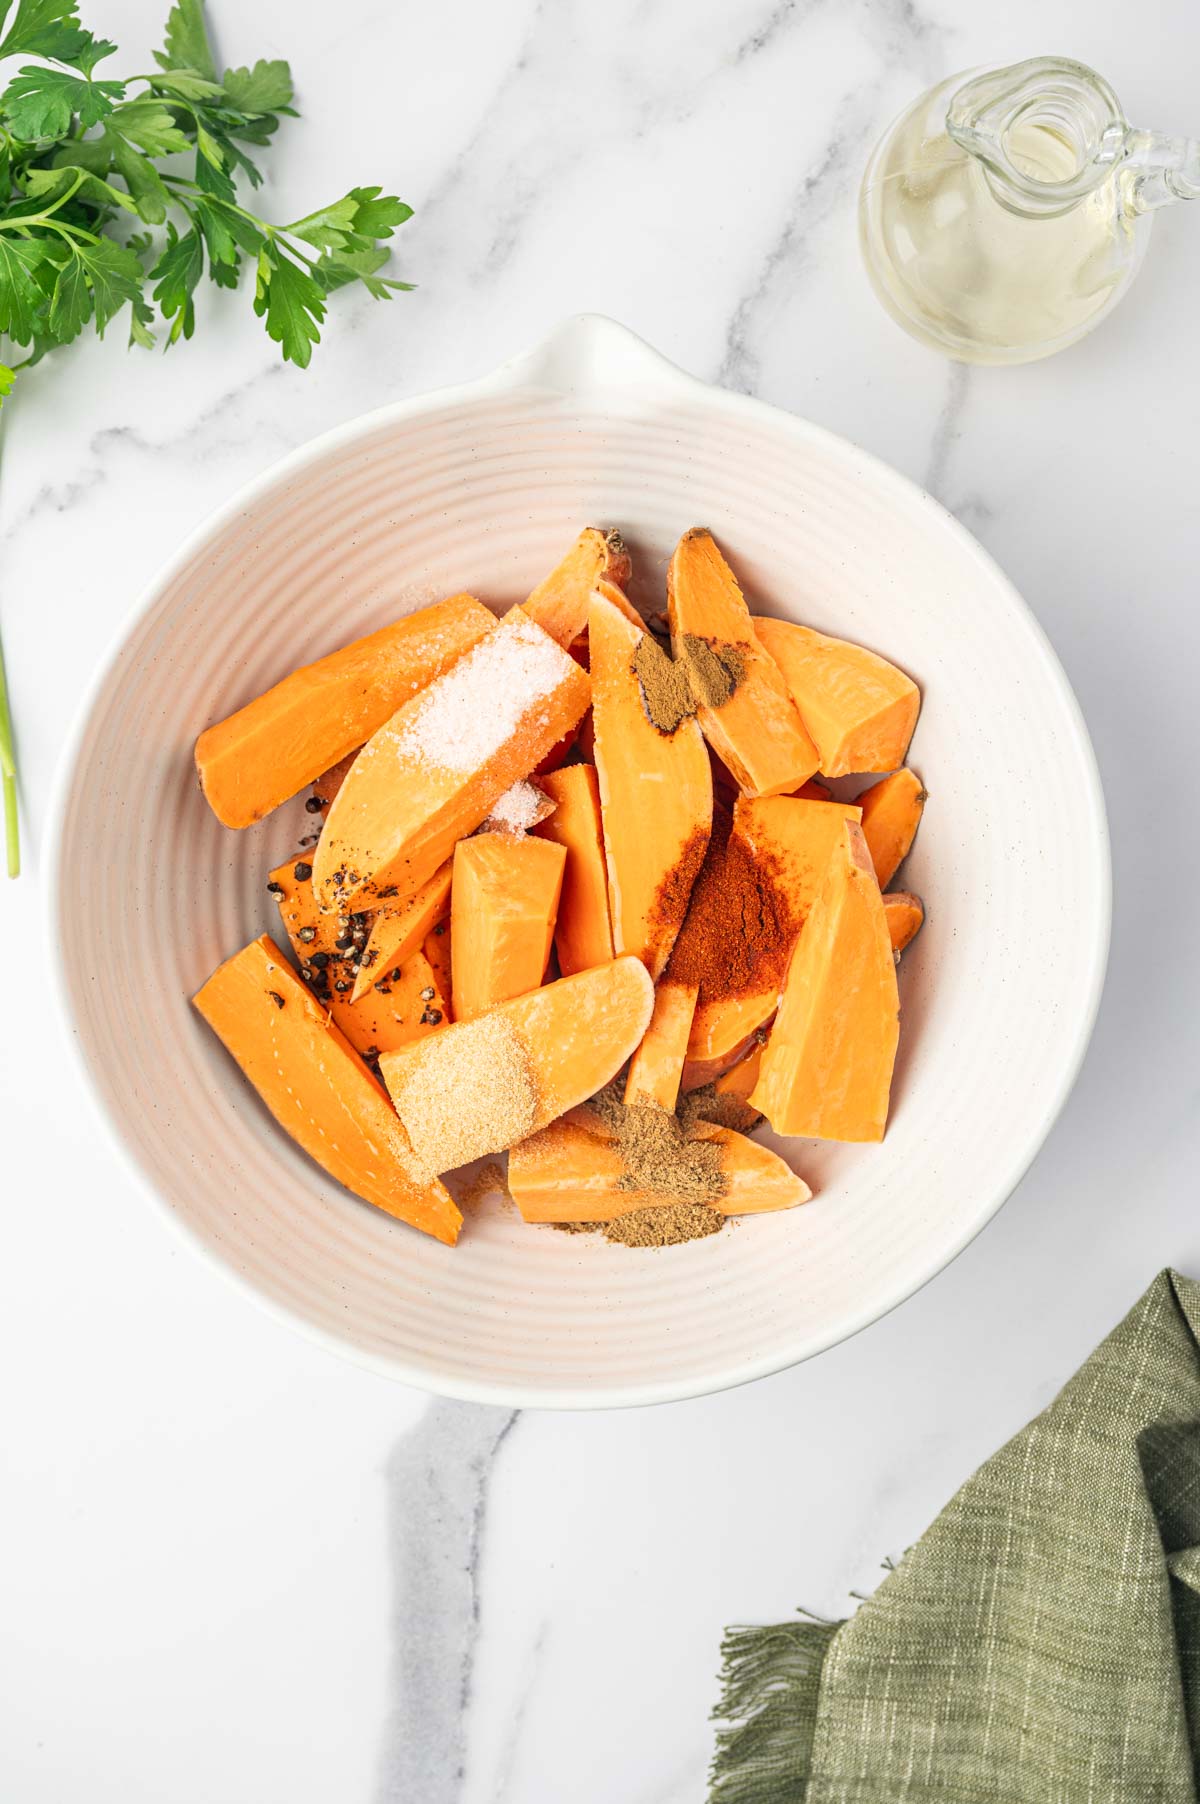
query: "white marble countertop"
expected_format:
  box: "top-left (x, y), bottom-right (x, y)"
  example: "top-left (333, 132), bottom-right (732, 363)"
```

top-left (4, 1), bottom-right (1200, 1798)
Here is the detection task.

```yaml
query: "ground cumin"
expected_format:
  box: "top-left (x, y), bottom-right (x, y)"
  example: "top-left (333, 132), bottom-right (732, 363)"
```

top-left (632, 633), bottom-right (694, 732)
top-left (677, 634), bottom-right (746, 710)
top-left (631, 632), bottom-right (747, 733)
top-left (666, 807), bottom-right (796, 1005)
top-left (554, 1083), bottom-right (730, 1247)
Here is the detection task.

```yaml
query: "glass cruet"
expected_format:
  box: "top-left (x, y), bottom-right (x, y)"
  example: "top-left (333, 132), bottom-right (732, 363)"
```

top-left (858, 56), bottom-right (1200, 364)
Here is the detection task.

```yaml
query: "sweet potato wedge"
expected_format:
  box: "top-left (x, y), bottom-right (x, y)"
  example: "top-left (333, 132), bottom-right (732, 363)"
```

top-left (522, 528), bottom-right (631, 649)
top-left (507, 1107), bottom-right (810, 1223)
top-left (193, 935), bottom-right (461, 1243)
top-left (350, 860), bottom-right (452, 1004)
top-left (589, 593), bottom-right (712, 978)
top-left (667, 530), bottom-right (819, 797)
top-left (884, 890), bottom-right (925, 957)
top-left (450, 833), bottom-right (566, 1022)
top-left (269, 855), bottom-right (447, 1057)
top-left (857, 767), bottom-right (926, 887)
top-left (379, 956), bottom-right (654, 1175)
top-left (532, 763), bottom-right (615, 976)
top-left (754, 616), bottom-right (920, 778)
top-left (195, 593), bottom-right (494, 830)
top-left (625, 981), bottom-right (698, 1112)
top-left (313, 608), bottom-right (590, 912)
top-left (751, 820), bottom-right (899, 1142)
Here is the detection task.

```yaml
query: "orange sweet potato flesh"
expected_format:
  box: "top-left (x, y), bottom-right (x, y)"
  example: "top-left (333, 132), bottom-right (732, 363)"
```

top-left (532, 764), bottom-right (614, 976)
top-left (667, 530), bottom-right (819, 797)
top-left (680, 796), bottom-right (862, 1067)
top-left (884, 891), bottom-right (925, 956)
top-left (195, 594), bottom-right (494, 830)
top-left (350, 860), bottom-right (452, 1003)
top-left (751, 820), bottom-right (899, 1142)
top-left (793, 778), bottom-right (833, 801)
top-left (681, 1027), bottom-right (762, 1094)
top-left (589, 593), bottom-right (712, 979)
top-left (193, 935), bottom-right (461, 1243)
top-left (313, 608), bottom-right (590, 912)
top-left (625, 981), bottom-right (698, 1112)
top-left (423, 921), bottom-right (453, 1017)
top-left (754, 616), bottom-right (920, 779)
top-left (379, 956), bottom-right (654, 1175)
top-left (858, 767), bottom-right (926, 887)
top-left (450, 833), bottom-right (566, 1022)
top-left (521, 528), bottom-right (632, 649)
top-left (269, 856), bottom-right (447, 1057)
top-left (508, 1107), bottom-right (810, 1223)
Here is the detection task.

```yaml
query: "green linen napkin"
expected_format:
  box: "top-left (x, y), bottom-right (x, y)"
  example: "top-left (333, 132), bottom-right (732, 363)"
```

top-left (711, 1270), bottom-right (1200, 1803)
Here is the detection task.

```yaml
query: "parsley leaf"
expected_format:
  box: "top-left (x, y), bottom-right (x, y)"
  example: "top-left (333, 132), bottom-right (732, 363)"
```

top-left (0, 0), bottom-right (90, 63)
top-left (254, 243), bottom-right (324, 368)
top-left (0, 233), bottom-right (50, 342)
top-left (150, 220), bottom-right (203, 340)
top-left (154, 0), bottom-right (215, 82)
top-left (2, 63), bottom-right (125, 139)
top-left (221, 59), bottom-right (293, 114)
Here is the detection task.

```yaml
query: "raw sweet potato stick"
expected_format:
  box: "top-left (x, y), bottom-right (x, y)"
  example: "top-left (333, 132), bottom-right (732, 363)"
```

top-left (625, 981), bottom-right (698, 1112)
top-left (350, 861), bottom-right (453, 1003)
top-left (195, 593), bottom-right (494, 829)
top-left (193, 935), bottom-right (461, 1244)
top-left (508, 1107), bottom-right (809, 1223)
top-left (589, 593), bottom-right (712, 979)
top-left (531, 763), bottom-right (614, 976)
top-left (667, 530), bottom-right (819, 797)
top-left (379, 956), bottom-right (654, 1176)
top-left (450, 833), bottom-right (566, 1021)
top-left (751, 820), bottom-right (900, 1142)
top-left (522, 528), bottom-right (632, 648)
top-left (858, 768), bottom-right (926, 888)
top-left (753, 616), bottom-right (920, 778)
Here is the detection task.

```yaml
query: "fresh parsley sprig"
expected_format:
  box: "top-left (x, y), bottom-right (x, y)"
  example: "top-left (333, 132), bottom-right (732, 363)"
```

top-left (0, 0), bottom-right (415, 875)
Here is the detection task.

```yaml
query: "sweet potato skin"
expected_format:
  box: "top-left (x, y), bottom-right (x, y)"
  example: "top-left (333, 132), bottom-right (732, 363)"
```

top-left (196, 594), bottom-right (494, 830)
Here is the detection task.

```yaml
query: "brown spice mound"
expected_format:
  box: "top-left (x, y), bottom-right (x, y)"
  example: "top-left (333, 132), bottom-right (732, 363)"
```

top-left (600, 1203), bottom-right (724, 1247)
top-left (556, 1083), bottom-right (730, 1247)
top-left (632, 633), bottom-right (694, 733)
top-left (587, 1084), bottom-right (726, 1204)
top-left (681, 1082), bottom-right (762, 1135)
top-left (666, 807), bottom-right (795, 1006)
top-left (678, 634), bottom-right (746, 709)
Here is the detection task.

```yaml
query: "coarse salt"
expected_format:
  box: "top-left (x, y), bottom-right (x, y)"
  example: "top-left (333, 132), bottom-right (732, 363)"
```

top-left (483, 780), bottom-right (552, 834)
top-left (392, 611), bottom-right (572, 776)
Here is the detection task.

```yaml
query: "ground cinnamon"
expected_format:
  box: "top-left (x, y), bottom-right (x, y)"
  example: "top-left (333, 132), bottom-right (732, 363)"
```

top-left (632, 633), bottom-right (694, 733)
top-left (666, 806), bottom-right (796, 1004)
top-left (677, 634), bottom-right (745, 710)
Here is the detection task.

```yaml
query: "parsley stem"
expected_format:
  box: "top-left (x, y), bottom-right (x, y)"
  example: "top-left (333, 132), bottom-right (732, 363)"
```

top-left (0, 627), bottom-right (18, 881)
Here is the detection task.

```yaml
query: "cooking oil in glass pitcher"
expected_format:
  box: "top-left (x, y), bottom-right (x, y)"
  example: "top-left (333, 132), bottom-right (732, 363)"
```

top-left (859, 58), bottom-right (1200, 364)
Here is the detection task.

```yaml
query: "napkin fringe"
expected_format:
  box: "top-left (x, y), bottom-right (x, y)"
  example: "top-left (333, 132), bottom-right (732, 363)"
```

top-left (709, 1615), bottom-right (842, 1804)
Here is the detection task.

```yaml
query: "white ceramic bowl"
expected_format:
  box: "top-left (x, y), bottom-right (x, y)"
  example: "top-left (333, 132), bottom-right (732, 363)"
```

top-left (49, 315), bottom-right (1109, 1408)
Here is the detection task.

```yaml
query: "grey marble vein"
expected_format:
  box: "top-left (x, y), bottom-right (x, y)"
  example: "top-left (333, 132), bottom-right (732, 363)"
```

top-left (1, 359), bottom-right (287, 539)
top-left (923, 361), bottom-right (970, 499)
top-left (489, 1622), bottom-right (548, 1803)
top-left (718, 101), bottom-right (876, 395)
top-left (376, 1402), bottom-right (519, 1804)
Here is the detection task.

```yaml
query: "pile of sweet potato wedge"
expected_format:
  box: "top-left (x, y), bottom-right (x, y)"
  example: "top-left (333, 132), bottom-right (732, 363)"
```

top-left (192, 527), bottom-right (925, 1247)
